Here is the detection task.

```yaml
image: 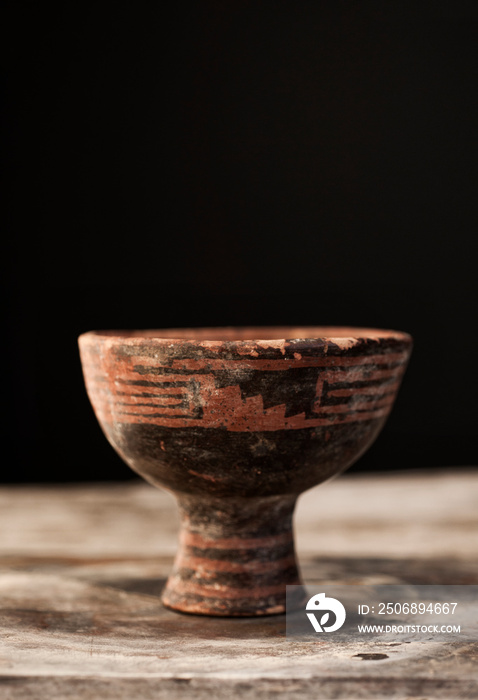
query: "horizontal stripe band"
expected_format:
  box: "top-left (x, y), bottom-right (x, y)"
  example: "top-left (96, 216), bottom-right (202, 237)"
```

top-left (174, 554), bottom-right (297, 574)
top-left (180, 530), bottom-right (294, 550)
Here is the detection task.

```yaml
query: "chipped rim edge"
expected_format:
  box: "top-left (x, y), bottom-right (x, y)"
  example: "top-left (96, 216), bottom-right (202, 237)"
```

top-left (78, 326), bottom-right (413, 349)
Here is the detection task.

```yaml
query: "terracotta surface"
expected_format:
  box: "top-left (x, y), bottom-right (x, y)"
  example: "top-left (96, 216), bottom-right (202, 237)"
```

top-left (78, 326), bottom-right (412, 616)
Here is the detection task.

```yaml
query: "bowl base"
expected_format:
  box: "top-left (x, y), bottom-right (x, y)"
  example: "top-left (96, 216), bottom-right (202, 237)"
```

top-left (161, 493), bottom-right (305, 616)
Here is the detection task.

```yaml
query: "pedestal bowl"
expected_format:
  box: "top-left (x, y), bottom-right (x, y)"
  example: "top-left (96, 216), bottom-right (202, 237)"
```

top-left (79, 327), bottom-right (412, 616)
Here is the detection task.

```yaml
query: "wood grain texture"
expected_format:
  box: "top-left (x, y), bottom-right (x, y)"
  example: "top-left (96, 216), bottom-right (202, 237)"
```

top-left (0, 470), bottom-right (477, 698)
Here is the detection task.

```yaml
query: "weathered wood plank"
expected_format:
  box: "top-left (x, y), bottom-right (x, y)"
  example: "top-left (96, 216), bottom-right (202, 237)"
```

top-left (1, 470), bottom-right (476, 558)
top-left (0, 673), bottom-right (477, 700)
top-left (0, 470), bottom-right (477, 699)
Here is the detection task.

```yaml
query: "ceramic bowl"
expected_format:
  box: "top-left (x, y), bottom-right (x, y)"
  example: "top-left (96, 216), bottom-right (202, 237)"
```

top-left (79, 326), bottom-right (412, 615)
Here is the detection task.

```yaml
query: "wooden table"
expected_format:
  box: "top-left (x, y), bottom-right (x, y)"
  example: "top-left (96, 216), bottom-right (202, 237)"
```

top-left (0, 470), bottom-right (477, 699)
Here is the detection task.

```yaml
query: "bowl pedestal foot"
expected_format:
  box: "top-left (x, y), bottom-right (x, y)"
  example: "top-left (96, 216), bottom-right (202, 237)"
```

top-left (161, 493), bottom-right (305, 616)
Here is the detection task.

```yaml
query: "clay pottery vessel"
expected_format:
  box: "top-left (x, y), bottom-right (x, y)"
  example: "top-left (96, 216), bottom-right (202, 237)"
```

top-left (79, 327), bottom-right (412, 616)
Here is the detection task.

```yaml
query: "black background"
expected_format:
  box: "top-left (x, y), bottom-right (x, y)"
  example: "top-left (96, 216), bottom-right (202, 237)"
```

top-left (3, 2), bottom-right (477, 483)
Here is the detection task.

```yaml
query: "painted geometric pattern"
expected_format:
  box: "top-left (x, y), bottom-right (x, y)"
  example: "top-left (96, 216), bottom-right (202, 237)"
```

top-left (83, 349), bottom-right (409, 432)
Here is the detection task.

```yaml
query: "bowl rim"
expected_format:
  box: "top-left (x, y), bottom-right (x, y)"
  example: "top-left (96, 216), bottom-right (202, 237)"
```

top-left (78, 326), bottom-right (412, 346)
